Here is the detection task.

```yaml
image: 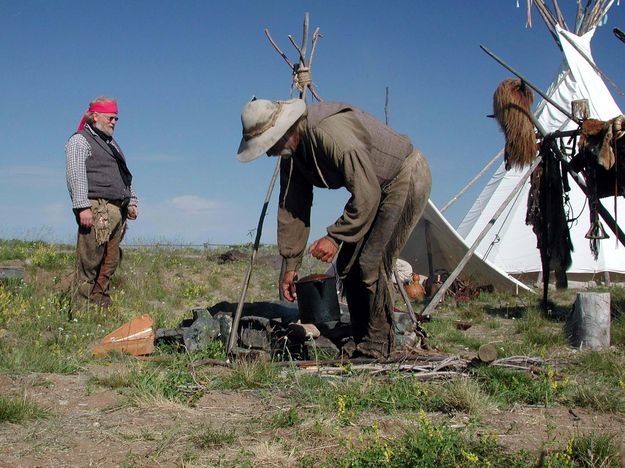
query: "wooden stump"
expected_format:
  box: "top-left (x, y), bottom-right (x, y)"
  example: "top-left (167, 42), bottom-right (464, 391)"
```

top-left (566, 292), bottom-right (611, 350)
top-left (477, 343), bottom-right (498, 363)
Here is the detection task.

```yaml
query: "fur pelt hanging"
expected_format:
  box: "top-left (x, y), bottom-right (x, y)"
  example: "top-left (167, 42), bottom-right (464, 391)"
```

top-left (578, 116), bottom-right (625, 171)
top-left (571, 115), bottom-right (625, 199)
top-left (568, 115), bottom-right (625, 259)
top-left (493, 79), bottom-right (537, 170)
top-left (526, 143), bottom-right (573, 293)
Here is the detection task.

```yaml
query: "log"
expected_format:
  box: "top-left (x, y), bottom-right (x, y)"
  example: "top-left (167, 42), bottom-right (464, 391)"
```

top-left (477, 343), bottom-right (498, 363)
top-left (566, 292), bottom-right (611, 350)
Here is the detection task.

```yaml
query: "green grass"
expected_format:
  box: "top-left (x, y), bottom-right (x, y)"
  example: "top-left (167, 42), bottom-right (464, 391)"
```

top-left (190, 424), bottom-right (237, 449)
top-left (213, 359), bottom-right (281, 390)
top-left (435, 376), bottom-right (496, 415)
top-left (3, 239), bottom-right (625, 464)
top-left (611, 311), bottom-right (625, 346)
top-left (573, 349), bottom-right (625, 383)
top-left (566, 380), bottom-right (625, 413)
top-left (514, 308), bottom-right (569, 348)
top-left (0, 395), bottom-right (48, 423)
top-left (561, 349), bottom-right (625, 413)
top-left (424, 318), bottom-right (484, 352)
top-left (281, 372), bottom-right (497, 423)
top-left (270, 406), bottom-right (302, 428)
top-left (541, 431), bottom-right (623, 467)
top-left (470, 364), bottom-right (569, 408)
top-left (309, 414), bottom-right (529, 467)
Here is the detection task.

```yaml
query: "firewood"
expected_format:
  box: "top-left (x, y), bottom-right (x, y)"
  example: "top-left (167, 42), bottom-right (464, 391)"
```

top-left (477, 343), bottom-right (498, 363)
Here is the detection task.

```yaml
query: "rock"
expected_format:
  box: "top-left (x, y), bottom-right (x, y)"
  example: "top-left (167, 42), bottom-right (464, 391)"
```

top-left (287, 323), bottom-right (321, 340)
top-left (239, 316), bottom-right (273, 351)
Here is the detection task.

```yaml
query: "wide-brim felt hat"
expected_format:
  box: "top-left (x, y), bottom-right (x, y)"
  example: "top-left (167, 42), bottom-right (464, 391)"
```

top-left (237, 98), bottom-right (306, 162)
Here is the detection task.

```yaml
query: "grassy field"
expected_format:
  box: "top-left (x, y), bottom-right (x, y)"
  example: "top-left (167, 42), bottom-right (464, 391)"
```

top-left (0, 239), bottom-right (624, 467)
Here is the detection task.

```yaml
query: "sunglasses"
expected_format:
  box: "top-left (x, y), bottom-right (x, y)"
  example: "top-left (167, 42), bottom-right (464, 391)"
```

top-left (96, 113), bottom-right (119, 122)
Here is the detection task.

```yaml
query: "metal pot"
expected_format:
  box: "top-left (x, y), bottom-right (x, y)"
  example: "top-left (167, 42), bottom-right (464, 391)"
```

top-left (295, 273), bottom-right (340, 324)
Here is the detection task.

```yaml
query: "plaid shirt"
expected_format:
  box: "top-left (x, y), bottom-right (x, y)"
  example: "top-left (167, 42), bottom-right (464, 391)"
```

top-left (65, 125), bottom-right (138, 210)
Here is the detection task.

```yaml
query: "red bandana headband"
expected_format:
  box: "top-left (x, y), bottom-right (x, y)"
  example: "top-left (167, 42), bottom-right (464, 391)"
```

top-left (76, 101), bottom-right (118, 132)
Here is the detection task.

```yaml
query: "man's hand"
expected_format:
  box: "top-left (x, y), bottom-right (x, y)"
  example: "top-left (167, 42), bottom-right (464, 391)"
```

top-left (308, 236), bottom-right (338, 263)
top-left (281, 270), bottom-right (298, 302)
top-left (127, 205), bottom-right (138, 220)
top-left (78, 208), bottom-right (93, 229)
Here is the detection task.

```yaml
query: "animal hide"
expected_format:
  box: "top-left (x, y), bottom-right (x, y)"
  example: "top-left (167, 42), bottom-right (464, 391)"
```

top-left (571, 115), bottom-right (625, 199)
top-left (526, 144), bottom-right (573, 292)
top-left (579, 118), bottom-right (615, 170)
top-left (578, 116), bottom-right (625, 170)
top-left (493, 79), bottom-right (536, 170)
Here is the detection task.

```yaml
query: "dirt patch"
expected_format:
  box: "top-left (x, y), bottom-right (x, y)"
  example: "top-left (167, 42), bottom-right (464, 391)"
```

top-left (0, 369), bottom-right (297, 467)
top-left (481, 405), bottom-right (625, 454)
top-left (2, 366), bottom-right (624, 467)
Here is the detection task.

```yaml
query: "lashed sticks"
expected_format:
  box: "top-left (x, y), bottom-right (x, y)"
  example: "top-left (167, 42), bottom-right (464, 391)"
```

top-left (227, 14), bottom-right (323, 357)
top-left (264, 13), bottom-right (323, 102)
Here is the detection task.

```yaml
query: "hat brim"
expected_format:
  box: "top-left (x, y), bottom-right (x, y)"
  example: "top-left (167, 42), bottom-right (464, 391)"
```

top-left (237, 99), bottom-right (306, 162)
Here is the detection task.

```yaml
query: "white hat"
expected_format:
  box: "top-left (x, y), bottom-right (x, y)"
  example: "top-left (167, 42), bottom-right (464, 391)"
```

top-left (237, 98), bottom-right (306, 162)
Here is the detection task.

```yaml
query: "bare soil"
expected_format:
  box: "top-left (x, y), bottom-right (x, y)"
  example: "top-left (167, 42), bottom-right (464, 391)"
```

top-left (1, 362), bottom-right (624, 467)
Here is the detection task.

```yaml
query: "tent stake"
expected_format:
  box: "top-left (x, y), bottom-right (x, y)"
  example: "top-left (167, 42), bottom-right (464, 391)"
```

top-left (393, 269), bottom-right (422, 331)
top-left (420, 156), bottom-right (543, 317)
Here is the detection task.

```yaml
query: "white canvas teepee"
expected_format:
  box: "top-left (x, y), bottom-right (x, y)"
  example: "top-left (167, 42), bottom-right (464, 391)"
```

top-left (458, 12), bottom-right (625, 284)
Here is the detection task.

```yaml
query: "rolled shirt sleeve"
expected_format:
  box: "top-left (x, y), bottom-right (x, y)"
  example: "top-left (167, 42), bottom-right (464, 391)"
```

top-left (129, 186), bottom-right (139, 207)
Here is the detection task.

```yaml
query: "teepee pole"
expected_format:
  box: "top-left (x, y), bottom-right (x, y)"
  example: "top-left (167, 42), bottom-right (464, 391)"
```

top-left (483, 44), bottom-right (625, 250)
top-left (226, 159), bottom-right (281, 356)
top-left (480, 45), bottom-right (579, 124)
top-left (228, 14), bottom-right (322, 356)
top-left (420, 156), bottom-right (542, 316)
top-left (440, 149), bottom-right (503, 213)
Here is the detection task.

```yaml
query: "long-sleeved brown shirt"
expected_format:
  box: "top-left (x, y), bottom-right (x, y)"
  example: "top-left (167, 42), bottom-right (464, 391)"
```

top-left (278, 102), bottom-right (415, 271)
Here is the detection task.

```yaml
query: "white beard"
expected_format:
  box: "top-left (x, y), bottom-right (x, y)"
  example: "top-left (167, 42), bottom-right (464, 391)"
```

top-left (94, 121), bottom-right (114, 137)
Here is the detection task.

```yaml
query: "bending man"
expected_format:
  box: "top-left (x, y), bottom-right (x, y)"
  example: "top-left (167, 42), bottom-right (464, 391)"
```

top-left (237, 99), bottom-right (431, 358)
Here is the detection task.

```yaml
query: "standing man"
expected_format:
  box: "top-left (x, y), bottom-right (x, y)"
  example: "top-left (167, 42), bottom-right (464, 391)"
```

top-left (65, 96), bottom-right (138, 309)
top-left (237, 98), bottom-right (431, 358)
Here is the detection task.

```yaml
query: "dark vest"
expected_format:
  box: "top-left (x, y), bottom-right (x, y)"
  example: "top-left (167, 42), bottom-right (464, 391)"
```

top-left (306, 102), bottom-right (414, 186)
top-left (79, 126), bottom-right (132, 201)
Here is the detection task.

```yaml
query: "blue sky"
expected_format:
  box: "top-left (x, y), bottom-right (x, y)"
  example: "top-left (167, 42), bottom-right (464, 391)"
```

top-left (1, 1), bottom-right (624, 245)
